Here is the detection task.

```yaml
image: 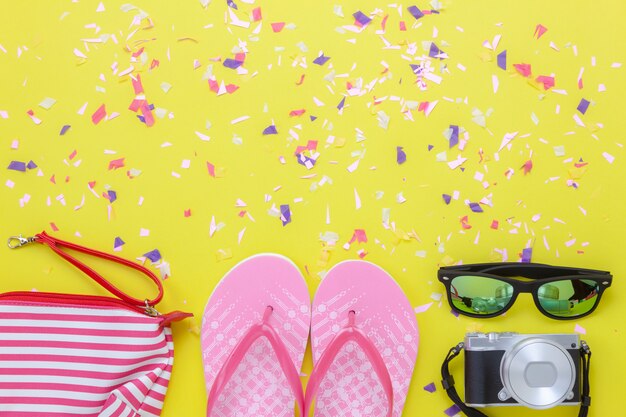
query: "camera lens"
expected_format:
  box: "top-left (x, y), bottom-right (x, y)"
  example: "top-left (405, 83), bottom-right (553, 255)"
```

top-left (500, 338), bottom-right (576, 409)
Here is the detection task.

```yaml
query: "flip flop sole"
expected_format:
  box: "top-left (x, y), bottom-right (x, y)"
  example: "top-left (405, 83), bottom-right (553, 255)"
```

top-left (201, 254), bottom-right (310, 416)
top-left (310, 260), bottom-right (418, 417)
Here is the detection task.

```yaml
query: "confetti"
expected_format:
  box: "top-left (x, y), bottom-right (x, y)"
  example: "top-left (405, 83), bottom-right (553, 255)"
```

top-left (91, 104), bottom-right (106, 125)
top-left (497, 50), bottom-right (507, 70)
top-left (143, 249), bottom-right (162, 263)
top-left (397, 147), bottom-right (407, 165)
top-left (533, 24), bottom-right (548, 39)
top-left (577, 98), bottom-right (590, 114)
top-left (423, 382), bottom-right (437, 393)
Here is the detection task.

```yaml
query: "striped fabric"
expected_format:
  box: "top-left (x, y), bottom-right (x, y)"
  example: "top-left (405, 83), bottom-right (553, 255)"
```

top-left (0, 300), bottom-right (174, 416)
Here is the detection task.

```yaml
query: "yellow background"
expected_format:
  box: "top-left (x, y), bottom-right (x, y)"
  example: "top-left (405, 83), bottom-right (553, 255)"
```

top-left (1, 1), bottom-right (625, 416)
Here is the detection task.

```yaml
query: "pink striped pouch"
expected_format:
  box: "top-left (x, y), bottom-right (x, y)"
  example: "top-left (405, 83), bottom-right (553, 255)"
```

top-left (1, 232), bottom-right (192, 416)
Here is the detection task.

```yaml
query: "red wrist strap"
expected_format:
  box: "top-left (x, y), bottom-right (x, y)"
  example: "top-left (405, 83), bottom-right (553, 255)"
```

top-left (34, 231), bottom-right (164, 308)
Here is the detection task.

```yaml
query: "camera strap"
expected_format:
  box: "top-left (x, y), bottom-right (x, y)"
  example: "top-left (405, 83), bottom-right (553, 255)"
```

top-left (441, 341), bottom-right (592, 417)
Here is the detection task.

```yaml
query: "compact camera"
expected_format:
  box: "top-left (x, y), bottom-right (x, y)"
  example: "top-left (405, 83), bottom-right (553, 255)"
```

top-left (464, 332), bottom-right (582, 409)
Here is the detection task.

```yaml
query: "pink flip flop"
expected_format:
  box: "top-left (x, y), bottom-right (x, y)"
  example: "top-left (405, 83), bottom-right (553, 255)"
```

top-left (306, 261), bottom-right (419, 417)
top-left (201, 254), bottom-right (311, 417)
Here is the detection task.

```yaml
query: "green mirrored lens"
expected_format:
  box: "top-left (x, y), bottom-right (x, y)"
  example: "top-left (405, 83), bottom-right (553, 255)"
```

top-left (449, 275), bottom-right (514, 315)
top-left (538, 279), bottom-right (599, 317)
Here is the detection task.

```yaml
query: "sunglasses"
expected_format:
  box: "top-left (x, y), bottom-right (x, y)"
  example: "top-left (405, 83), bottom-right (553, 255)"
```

top-left (438, 263), bottom-right (612, 320)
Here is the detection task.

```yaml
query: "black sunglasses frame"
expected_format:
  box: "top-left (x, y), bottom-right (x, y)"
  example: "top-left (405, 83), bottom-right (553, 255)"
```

top-left (438, 262), bottom-right (612, 320)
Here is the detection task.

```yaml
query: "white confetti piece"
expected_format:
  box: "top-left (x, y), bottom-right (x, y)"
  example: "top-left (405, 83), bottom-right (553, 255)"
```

top-left (602, 152), bottom-right (615, 164)
top-left (139, 228), bottom-right (150, 237)
top-left (414, 303), bottom-right (433, 314)
top-left (354, 188), bottom-right (361, 210)
top-left (39, 97), bottom-right (56, 110)
top-left (574, 324), bottom-right (586, 334)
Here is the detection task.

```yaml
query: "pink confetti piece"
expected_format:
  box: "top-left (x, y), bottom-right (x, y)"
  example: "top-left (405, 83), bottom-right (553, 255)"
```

top-left (26, 109), bottom-right (42, 125)
top-left (131, 74), bottom-right (144, 94)
top-left (460, 215), bottom-right (472, 229)
top-left (289, 109), bottom-right (306, 117)
top-left (108, 158), bottom-right (125, 170)
top-left (184, 209), bottom-right (191, 217)
top-left (349, 229), bottom-right (368, 244)
top-left (514, 63), bottom-right (532, 77)
top-left (206, 162), bottom-right (215, 177)
top-left (271, 22), bottom-right (285, 32)
top-left (251, 7), bottom-right (262, 21)
top-left (533, 24), bottom-right (548, 39)
top-left (399, 21), bottom-right (407, 31)
top-left (91, 104), bottom-right (106, 125)
top-left (536, 75), bottom-right (555, 90)
top-left (50, 223), bottom-right (59, 232)
top-left (521, 160), bottom-right (533, 174)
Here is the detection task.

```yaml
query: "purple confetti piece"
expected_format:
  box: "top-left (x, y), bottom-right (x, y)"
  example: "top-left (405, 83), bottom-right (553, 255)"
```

top-left (497, 50), bottom-right (507, 70)
top-left (313, 54), bottom-right (330, 66)
top-left (223, 59), bottom-right (243, 69)
top-left (7, 161), bottom-right (26, 172)
top-left (410, 64), bottom-right (422, 75)
top-left (296, 154), bottom-right (317, 168)
top-left (442, 194), bottom-right (452, 205)
top-left (143, 249), bottom-right (162, 263)
top-left (449, 125), bottom-right (459, 148)
top-left (429, 42), bottom-right (445, 59)
top-left (407, 5), bottom-right (424, 20)
top-left (396, 146), bottom-right (407, 164)
top-left (577, 98), bottom-right (590, 115)
top-left (451, 309), bottom-right (460, 318)
top-left (148, 103), bottom-right (155, 111)
top-left (280, 204), bottom-right (291, 226)
top-left (469, 202), bottom-right (483, 213)
top-left (60, 125), bottom-right (71, 135)
top-left (137, 115), bottom-right (146, 123)
top-left (310, 115), bottom-right (317, 121)
top-left (107, 190), bottom-right (117, 203)
top-left (227, 0), bottom-right (237, 9)
top-left (353, 11), bottom-right (372, 26)
top-left (26, 160), bottom-right (37, 170)
top-left (428, 144), bottom-right (434, 151)
top-left (444, 404), bottom-right (462, 417)
top-left (114, 237), bottom-right (125, 249)
top-left (263, 125), bottom-right (278, 135)
top-left (423, 382), bottom-right (437, 393)
top-left (337, 97), bottom-right (346, 110)
top-left (522, 247), bottom-right (533, 263)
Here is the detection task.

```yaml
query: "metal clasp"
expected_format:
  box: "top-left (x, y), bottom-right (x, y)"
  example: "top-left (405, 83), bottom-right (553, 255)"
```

top-left (144, 299), bottom-right (160, 317)
top-left (7, 235), bottom-right (36, 249)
